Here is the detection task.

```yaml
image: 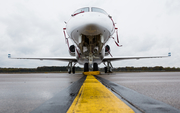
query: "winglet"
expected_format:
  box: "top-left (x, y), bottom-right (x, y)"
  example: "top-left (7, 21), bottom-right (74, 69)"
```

top-left (168, 52), bottom-right (171, 56)
top-left (8, 54), bottom-right (11, 58)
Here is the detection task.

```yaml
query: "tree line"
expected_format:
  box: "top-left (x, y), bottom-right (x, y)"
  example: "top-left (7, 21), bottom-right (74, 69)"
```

top-left (111, 66), bottom-right (180, 72)
top-left (0, 66), bottom-right (180, 73)
top-left (0, 66), bottom-right (82, 73)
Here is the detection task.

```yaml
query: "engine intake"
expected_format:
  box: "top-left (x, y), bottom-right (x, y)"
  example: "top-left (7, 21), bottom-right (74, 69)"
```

top-left (69, 45), bottom-right (75, 56)
top-left (69, 45), bottom-right (75, 52)
top-left (105, 45), bottom-right (110, 52)
top-left (105, 45), bottom-right (110, 56)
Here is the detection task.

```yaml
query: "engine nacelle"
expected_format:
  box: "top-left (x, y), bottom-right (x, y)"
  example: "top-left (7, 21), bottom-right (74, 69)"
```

top-left (69, 45), bottom-right (75, 56)
top-left (105, 45), bottom-right (110, 56)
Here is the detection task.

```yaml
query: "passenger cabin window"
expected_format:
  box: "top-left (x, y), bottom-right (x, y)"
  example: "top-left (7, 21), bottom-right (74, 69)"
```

top-left (91, 7), bottom-right (108, 15)
top-left (73, 7), bottom-right (89, 16)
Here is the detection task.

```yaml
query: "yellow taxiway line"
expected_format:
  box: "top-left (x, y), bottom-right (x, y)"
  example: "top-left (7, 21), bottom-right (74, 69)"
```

top-left (67, 72), bottom-right (135, 113)
top-left (83, 71), bottom-right (100, 75)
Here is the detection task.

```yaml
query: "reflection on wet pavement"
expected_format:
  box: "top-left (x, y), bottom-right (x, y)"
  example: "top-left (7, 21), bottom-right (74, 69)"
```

top-left (0, 73), bottom-right (83, 113)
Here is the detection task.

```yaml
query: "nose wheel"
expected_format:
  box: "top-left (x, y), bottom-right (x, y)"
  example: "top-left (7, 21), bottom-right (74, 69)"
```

top-left (84, 63), bottom-right (98, 72)
top-left (93, 63), bottom-right (98, 71)
top-left (84, 63), bottom-right (89, 72)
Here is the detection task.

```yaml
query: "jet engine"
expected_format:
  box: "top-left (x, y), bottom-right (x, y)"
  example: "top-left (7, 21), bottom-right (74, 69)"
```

top-left (69, 45), bottom-right (75, 56)
top-left (105, 45), bottom-right (110, 56)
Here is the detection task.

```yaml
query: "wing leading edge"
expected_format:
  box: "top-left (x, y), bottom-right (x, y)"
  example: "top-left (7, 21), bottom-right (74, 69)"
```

top-left (8, 54), bottom-right (77, 62)
top-left (8, 53), bottom-right (171, 64)
top-left (103, 54), bottom-right (171, 62)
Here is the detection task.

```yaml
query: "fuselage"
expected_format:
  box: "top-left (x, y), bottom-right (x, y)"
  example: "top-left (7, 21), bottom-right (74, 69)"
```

top-left (65, 7), bottom-right (115, 66)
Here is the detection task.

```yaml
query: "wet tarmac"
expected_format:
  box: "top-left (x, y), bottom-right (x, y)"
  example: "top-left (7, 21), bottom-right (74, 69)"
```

top-left (0, 72), bottom-right (180, 113)
top-left (0, 73), bottom-right (83, 113)
top-left (98, 72), bottom-right (180, 110)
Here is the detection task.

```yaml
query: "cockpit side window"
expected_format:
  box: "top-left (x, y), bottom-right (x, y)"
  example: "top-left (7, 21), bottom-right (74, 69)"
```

top-left (91, 7), bottom-right (108, 15)
top-left (73, 7), bottom-right (89, 16)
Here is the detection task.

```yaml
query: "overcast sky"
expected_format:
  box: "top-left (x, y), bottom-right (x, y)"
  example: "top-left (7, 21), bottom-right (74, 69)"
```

top-left (0, 0), bottom-right (180, 68)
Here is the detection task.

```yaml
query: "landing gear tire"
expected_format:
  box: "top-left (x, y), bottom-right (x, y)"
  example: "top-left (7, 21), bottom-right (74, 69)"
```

top-left (93, 63), bottom-right (98, 71)
top-left (72, 67), bottom-right (75, 74)
top-left (104, 67), bottom-right (107, 73)
top-left (84, 63), bottom-right (89, 72)
top-left (68, 70), bottom-right (71, 74)
top-left (109, 68), bottom-right (112, 73)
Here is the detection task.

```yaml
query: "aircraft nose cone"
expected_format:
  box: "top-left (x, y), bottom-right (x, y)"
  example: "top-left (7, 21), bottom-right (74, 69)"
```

top-left (66, 12), bottom-right (114, 37)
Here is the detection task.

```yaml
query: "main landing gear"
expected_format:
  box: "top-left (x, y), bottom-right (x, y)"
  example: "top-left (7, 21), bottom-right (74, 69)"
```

top-left (68, 62), bottom-right (76, 74)
top-left (104, 61), bottom-right (113, 73)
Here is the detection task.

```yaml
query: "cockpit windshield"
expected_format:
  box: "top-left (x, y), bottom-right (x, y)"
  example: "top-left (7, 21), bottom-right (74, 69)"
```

top-left (73, 7), bottom-right (89, 14)
top-left (72, 7), bottom-right (108, 16)
top-left (91, 7), bottom-right (108, 15)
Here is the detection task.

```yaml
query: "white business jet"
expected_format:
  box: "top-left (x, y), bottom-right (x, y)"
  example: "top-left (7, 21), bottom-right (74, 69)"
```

top-left (8, 7), bottom-right (171, 74)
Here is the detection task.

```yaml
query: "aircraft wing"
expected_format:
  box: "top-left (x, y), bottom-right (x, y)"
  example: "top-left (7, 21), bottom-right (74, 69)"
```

top-left (8, 54), bottom-right (77, 62)
top-left (103, 55), bottom-right (171, 62)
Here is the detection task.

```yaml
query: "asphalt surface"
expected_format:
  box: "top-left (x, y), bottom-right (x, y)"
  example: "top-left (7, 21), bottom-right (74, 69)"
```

top-left (98, 72), bottom-right (180, 110)
top-left (96, 75), bottom-right (180, 113)
top-left (30, 76), bottom-right (86, 113)
top-left (0, 72), bottom-right (180, 113)
top-left (0, 73), bottom-right (83, 113)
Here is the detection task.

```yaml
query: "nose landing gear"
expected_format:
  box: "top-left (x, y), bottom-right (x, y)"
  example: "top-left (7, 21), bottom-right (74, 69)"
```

top-left (84, 63), bottom-right (98, 72)
top-left (84, 63), bottom-right (89, 72)
top-left (93, 63), bottom-right (98, 71)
